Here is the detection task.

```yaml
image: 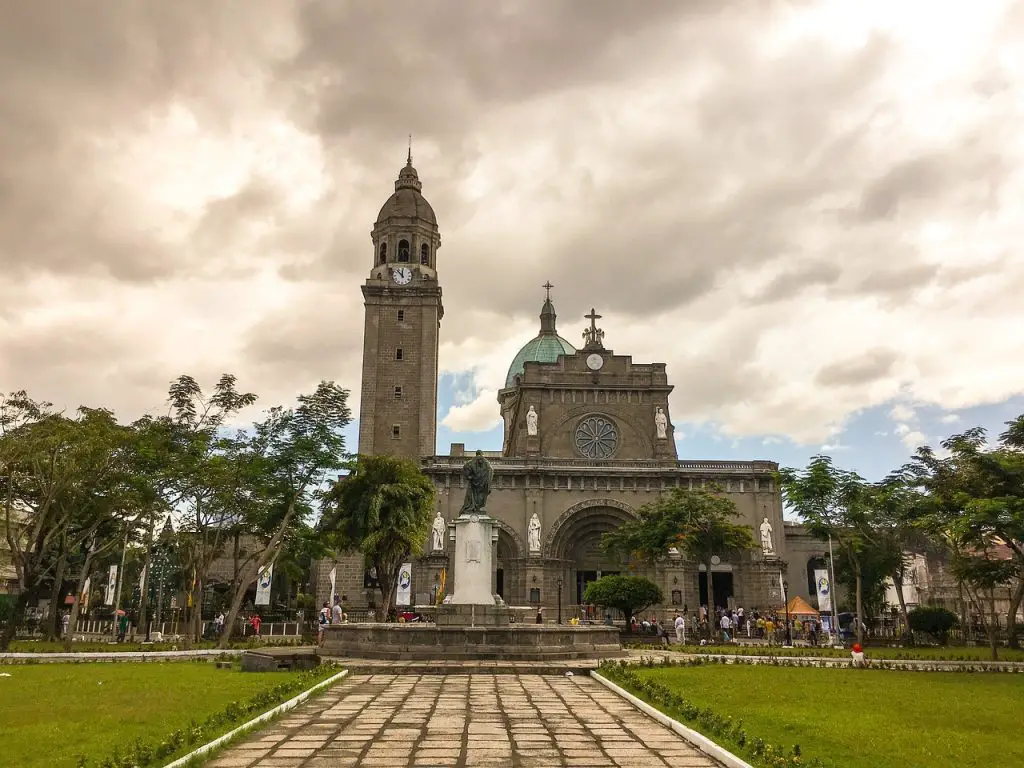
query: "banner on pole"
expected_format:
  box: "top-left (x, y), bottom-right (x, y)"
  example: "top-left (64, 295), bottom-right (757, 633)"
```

top-left (329, 566), bottom-right (337, 604)
top-left (255, 564), bottom-right (274, 606)
top-left (395, 563), bottom-right (412, 607)
top-left (80, 577), bottom-right (91, 613)
top-left (104, 565), bottom-right (118, 605)
top-left (814, 569), bottom-right (832, 612)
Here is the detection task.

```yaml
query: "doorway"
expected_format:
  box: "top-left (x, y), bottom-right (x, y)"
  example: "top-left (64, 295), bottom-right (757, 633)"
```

top-left (698, 571), bottom-right (734, 609)
top-left (496, 568), bottom-right (504, 600)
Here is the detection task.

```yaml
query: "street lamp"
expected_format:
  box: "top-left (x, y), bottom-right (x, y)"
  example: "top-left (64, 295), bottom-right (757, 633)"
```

top-left (556, 577), bottom-right (563, 624)
top-left (782, 579), bottom-right (793, 647)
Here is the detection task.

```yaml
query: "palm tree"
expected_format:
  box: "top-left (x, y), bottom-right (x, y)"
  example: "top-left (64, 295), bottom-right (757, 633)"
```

top-left (319, 455), bottom-right (435, 620)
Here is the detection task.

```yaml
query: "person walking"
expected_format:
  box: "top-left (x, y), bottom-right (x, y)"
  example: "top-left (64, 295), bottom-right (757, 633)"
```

top-left (674, 612), bottom-right (686, 645)
top-left (720, 612), bottom-right (731, 643)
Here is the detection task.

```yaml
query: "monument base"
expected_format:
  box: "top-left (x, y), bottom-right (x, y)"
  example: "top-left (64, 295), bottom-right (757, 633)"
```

top-left (320, 623), bottom-right (624, 661)
top-left (435, 603), bottom-right (510, 627)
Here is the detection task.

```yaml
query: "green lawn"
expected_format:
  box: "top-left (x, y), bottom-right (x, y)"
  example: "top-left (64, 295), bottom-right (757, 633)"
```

top-left (628, 664), bottom-right (1024, 768)
top-left (645, 642), bottom-right (1024, 663)
top-left (0, 662), bottom-right (308, 767)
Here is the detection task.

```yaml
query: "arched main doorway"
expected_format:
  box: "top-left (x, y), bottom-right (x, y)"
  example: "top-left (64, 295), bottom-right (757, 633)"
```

top-left (547, 502), bottom-right (633, 607)
top-left (495, 528), bottom-right (520, 603)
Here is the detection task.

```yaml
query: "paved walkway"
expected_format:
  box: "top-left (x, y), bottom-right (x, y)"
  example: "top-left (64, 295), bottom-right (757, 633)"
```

top-left (207, 673), bottom-right (721, 768)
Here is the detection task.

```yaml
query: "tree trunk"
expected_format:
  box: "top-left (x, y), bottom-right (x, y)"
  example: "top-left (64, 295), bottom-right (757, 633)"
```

top-left (45, 551), bottom-right (68, 641)
top-left (218, 561), bottom-right (259, 649)
top-left (0, 586), bottom-right (36, 651)
top-left (377, 558), bottom-right (402, 622)
top-left (891, 568), bottom-right (912, 645)
top-left (705, 552), bottom-right (714, 641)
top-left (854, 557), bottom-right (864, 645)
top-left (134, 539), bottom-right (154, 642)
top-left (989, 587), bottom-right (999, 661)
top-left (64, 551), bottom-right (95, 651)
top-left (1006, 577), bottom-right (1024, 649)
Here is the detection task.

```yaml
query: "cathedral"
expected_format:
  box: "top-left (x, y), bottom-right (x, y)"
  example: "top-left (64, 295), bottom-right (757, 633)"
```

top-left (317, 156), bottom-right (827, 617)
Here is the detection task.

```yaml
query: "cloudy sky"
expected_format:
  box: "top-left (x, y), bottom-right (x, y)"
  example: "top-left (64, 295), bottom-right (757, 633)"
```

top-left (2, 0), bottom-right (1022, 481)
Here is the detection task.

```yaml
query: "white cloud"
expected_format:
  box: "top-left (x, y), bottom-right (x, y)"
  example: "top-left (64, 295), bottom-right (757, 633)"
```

top-left (888, 403), bottom-right (917, 422)
top-left (940, 413), bottom-right (961, 424)
top-left (441, 388), bottom-right (502, 432)
top-left (900, 430), bottom-right (928, 449)
top-left (893, 423), bottom-right (911, 436)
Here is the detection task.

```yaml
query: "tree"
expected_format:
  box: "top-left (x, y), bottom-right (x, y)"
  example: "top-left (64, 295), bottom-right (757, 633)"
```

top-left (320, 454), bottom-right (435, 620)
top-left (158, 375), bottom-right (257, 645)
top-left (216, 381), bottom-right (351, 648)
top-left (583, 575), bottom-right (662, 630)
top-left (600, 487), bottom-right (755, 640)
top-left (778, 457), bottom-right (875, 645)
top-left (906, 418), bottom-right (1024, 660)
top-left (0, 398), bottom-right (136, 650)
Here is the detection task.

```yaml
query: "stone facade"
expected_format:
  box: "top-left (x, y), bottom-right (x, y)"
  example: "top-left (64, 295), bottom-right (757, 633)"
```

top-left (316, 158), bottom-right (833, 618)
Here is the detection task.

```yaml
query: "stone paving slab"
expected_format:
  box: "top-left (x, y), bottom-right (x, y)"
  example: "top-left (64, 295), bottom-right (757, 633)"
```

top-left (323, 658), bottom-right (602, 675)
top-left (206, 673), bottom-right (723, 767)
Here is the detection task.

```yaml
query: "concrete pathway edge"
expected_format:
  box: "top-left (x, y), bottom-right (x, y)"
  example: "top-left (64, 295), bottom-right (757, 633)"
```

top-left (591, 671), bottom-right (754, 768)
top-left (162, 669), bottom-right (349, 768)
top-left (0, 649), bottom-right (244, 663)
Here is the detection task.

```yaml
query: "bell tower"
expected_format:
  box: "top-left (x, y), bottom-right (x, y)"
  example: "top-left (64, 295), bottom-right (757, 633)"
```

top-left (357, 151), bottom-right (443, 459)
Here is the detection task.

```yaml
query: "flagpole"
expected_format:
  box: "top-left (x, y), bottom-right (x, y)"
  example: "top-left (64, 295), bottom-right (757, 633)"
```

top-left (111, 528), bottom-right (129, 640)
top-left (828, 534), bottom-right (840, 646)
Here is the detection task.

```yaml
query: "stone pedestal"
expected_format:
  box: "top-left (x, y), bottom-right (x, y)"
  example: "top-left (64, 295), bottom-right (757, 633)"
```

top-left (448, 512), bottom-right (499, 605)
top-left (525, 434), bottom-right (540, 456)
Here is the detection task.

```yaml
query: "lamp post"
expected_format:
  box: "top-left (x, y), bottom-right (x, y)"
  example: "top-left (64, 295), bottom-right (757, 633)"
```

top-left (783, 579), bottom-right (793, 647)
top-left (556, 577), bottom-right (563, 624)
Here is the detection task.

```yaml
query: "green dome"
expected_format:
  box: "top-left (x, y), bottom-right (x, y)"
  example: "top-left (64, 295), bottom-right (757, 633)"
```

top-left (505, 332), bottom-right (576, 388)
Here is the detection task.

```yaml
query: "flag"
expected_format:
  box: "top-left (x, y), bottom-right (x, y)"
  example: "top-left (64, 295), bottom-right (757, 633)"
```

top-left (138, 563), bottom-right (149, 595)
top-left (255, 563), bottom-right (273, 606)
top-left (328, 566), bottom-right (337, 604)
top-left (436, 568), bottom-right (446, 607)
top-left (814, 569), bottom-right (832, 612)
top-left (80, 576), bottom-right (92, 613)
top-left (104, 565), bottom-right (118, 605)
top-left (779, 571), bottom-right (786, 608)
top-left (395, 562), bottom-right (412, 607)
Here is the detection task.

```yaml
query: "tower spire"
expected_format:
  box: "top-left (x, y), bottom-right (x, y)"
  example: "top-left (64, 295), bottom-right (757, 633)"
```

top-left (407, 134), bottom-right (413, 165)
top-left (539, 282), bottom-right (557, 334)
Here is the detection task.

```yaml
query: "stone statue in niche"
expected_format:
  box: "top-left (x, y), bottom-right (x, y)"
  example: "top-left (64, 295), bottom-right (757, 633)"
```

top-left (528, 512), bottom-right (542, 553)
top-left (654, 407), bottom-right (669, 440)
top-left (760, 517), bottom-right (775, 556)
top-left (431, 511), bottom-right (446, 552)
top-left (526, 405), bottom-right (539, 436)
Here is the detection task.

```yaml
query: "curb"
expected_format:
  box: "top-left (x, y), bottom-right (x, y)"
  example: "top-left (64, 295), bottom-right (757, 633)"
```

top-left (161, 668), bottom-right (349, 768)
top-left (0, 650), bottom-right (244, 664)
top-left (590, 671), bottom-right (754, 768)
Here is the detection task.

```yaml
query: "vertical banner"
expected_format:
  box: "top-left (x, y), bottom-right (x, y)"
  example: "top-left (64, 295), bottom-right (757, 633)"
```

top-left (814, 569), bottom-right (832, 612)
top-left (255, 563), bottom-right (274, 606)
top-left (778, 571), bottom-right (786, 608)
top-left (329, 566), bottom-right (337, 604)
top-left (104, 565), bottom-right (118, 605)
top-left (395, 563), bottom-right (412, 607)
top-left (80, 576), bottom-right (92, 614)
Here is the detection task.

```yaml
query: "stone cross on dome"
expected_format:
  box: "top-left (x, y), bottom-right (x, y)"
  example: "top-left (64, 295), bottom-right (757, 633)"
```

top-left (583, 307), bottom-right (606, 349)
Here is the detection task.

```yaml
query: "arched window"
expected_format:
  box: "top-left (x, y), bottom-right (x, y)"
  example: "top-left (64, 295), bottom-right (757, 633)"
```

top-left (420, 243), bottom-right (430, 265)
top-left (397, 239), bottom-right (410, 262)
top-left (378, 243), bottom-right (387, 264)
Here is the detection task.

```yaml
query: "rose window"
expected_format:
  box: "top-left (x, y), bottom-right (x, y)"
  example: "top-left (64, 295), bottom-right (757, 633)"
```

top-left (574, 416), bottom-right (618, 459)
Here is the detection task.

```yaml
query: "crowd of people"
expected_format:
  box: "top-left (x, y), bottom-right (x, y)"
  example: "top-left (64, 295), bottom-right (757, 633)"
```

top-left (628, 605), bottom-right (830, 646)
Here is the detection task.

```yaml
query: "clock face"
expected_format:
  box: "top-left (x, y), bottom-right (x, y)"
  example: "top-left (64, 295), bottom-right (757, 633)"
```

top-left (586, 353), bottom-right (604, 371)
top-left (392, 267), bottom-right (413, 285)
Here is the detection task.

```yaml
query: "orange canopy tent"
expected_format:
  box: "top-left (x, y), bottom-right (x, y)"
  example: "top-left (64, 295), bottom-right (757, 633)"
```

top-left (785, 595), bottom-right (820, 617)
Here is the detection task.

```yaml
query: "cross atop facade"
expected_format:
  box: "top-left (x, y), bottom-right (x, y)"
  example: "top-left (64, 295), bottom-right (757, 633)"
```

top-left (583, 308), bottom-right (606, 349)
top-left (542, 281), bottom-right (554, 301)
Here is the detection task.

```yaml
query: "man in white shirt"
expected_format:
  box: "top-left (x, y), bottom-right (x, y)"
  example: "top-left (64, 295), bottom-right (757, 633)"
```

top-left (331, 600), bottom-right (344, 624)
top-left (673, 613), bottom-right (686, 645)
top-left (720, 613), bottom-right (732, 642)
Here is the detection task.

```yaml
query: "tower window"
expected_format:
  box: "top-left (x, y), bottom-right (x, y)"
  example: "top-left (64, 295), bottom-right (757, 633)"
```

top-left (420, 243), bottom-right (430, 265)
top-left (398, 239), bottom-right (410, 262)
top-left (394, 386), bottom-right (403, 400)
top-left (392, 424), bottom-right (401, 439)
top-left (397, 309), bottom-right (405, 322)
top-left (378, 243), bottom-right (387, 264)
top-left (395, 348), bottom-right (403, 360)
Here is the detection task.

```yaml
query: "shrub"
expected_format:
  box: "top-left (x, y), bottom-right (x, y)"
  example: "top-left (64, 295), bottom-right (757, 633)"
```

top-left (908, 606), bottom-right (959, 643)
top-left (583, 575), bottom-right (662, 629)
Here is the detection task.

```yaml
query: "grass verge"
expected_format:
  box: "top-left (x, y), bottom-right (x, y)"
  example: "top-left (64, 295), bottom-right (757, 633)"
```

top-left (628, 642), bottom-right (1024, 663)
top-left (601, 659), bottom-right (1024, 768)
top-left (0, 660), bottom-right (338, 767)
